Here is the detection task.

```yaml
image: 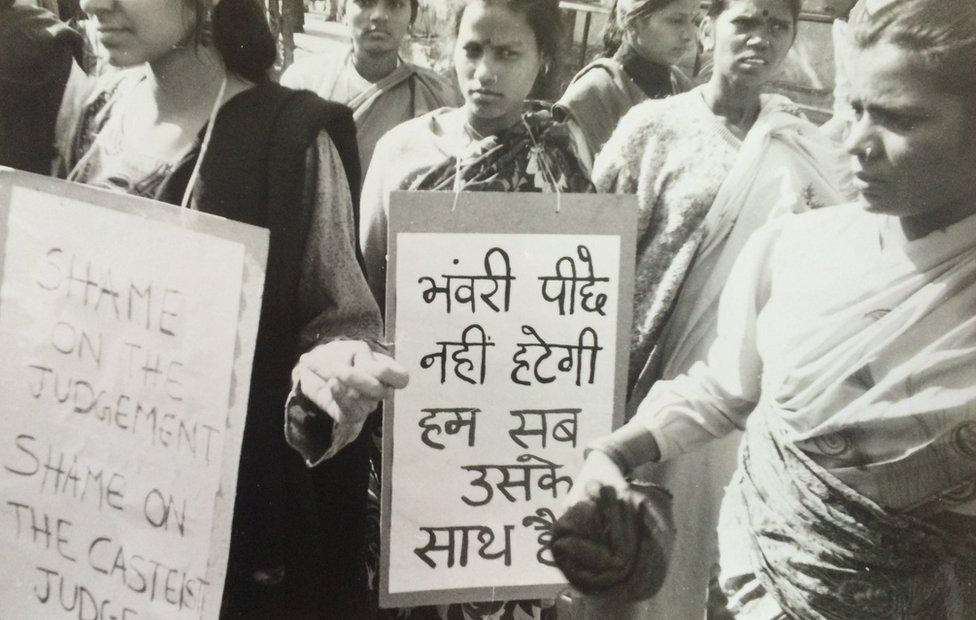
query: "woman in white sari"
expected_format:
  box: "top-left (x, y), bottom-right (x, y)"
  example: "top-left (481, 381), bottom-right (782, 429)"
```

top-left (567, 0), bottom-right (976, 616)
top-left (577, 0), bottom-right (850, 616)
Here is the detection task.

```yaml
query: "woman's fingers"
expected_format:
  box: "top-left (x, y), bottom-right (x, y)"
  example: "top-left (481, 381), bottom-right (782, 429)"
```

top-left (296, 340), bottom-right (412, 423)
top-left (355, 348), bottom-right (410, 389)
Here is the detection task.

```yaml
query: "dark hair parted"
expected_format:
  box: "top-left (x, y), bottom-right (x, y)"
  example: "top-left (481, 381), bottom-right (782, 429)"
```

top-left (706, 0), bottom-right (801, 22)
top-left (191, 0), bottom-right (276, 83)
top-left (848, 0), bottom-right (976, 102)
top-left (452, 0), bottom-right (563, 62)
top-left (602, 0), bottom-right (684, 56)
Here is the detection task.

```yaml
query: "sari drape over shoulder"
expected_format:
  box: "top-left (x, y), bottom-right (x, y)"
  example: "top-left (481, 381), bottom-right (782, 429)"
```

top-left (409, 102), bottom-right (594, 194)
top-left (590, 89), bottom-right (850, 620)
top-left (360, 104), bottom-right (593, 304)
top-left (718, 409), bottom-right (976, 619)
top-left (281, 50), bottom-right (459, 179)
top-left (612, 204), bottom-right (976, 618)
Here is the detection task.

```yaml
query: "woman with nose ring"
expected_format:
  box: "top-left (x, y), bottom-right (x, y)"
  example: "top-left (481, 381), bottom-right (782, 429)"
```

top-left (561, 0), bottom-right (976, 615)
top-left (554, 0), bottom-right (697, 169)
top-left (351, 0), bottom-right (594, 307)
top-left (281, 0), bottom-right (459, 184)
top-left (560, 0), bottom-right (851, 617)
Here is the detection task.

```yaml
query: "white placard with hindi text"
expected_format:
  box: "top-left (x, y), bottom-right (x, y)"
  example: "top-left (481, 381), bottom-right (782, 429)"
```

top-left (381, 191), bottom-right (636, 607)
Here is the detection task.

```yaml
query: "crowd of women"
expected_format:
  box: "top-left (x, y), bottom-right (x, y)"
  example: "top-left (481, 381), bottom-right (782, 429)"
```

top-left (2, 0), bottom-right (975, 617)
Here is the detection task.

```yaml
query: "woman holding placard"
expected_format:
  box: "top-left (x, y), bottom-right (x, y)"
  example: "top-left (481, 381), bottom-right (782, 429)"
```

top-left (356, 0), bottom-right (594, 308)
top-left (562, 0), bottom-right (851, 617)
top-left (563, 0), bottom-right (976, 615)
top-left (58, 0), bottom-right (406, 616)
top-left (287, 0), bottom-right (590, 617)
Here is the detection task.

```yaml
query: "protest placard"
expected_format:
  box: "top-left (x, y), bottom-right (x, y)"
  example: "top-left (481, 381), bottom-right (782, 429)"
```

top-left (0, 170), bottom-right (268, 619)
top-left (381, 191), bottom-right (637, 607)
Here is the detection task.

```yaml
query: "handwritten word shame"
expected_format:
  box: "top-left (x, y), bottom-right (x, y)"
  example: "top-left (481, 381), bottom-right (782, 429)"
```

top-left (511, 326), bottom-right (602, 387)
top-left (461, 454), bottom-right (573, 507)
top-left (538, 245), bottom-right (609, 316)
top-left (414, 524), bottom-right (514, 569)
top-left (420, 324), bottom-right (495, 385)
top-left (26, 367), bottom-right (220, 465)
top-left (418, 408), bottom-right (479, 450)
top-left (5, 435), bottom-right (125, 512)
top-left (509, 409), bottom-right (580, 449)
top-left (419, 248), bottom-right (514, 314)
top-left (36, 248), bottom-right (184, 339)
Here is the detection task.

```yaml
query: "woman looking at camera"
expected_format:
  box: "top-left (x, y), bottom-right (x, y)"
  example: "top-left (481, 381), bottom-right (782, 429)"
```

top-left (281, 0), bottom-right (459, 183)
top-left (287, 0), bottom-right (589, 617)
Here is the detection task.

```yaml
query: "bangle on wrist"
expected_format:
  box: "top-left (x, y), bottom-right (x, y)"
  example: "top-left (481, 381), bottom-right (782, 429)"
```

top-left (584, 440), bottom-right (632, 476)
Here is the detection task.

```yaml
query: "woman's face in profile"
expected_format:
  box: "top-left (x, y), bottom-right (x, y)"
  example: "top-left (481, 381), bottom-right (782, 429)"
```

top-left (624, 0), bottom-right (697, 67)
top-left (79, 0), bottom-right (197, 67)
top-left (846, 42), bottom-right (976, 221)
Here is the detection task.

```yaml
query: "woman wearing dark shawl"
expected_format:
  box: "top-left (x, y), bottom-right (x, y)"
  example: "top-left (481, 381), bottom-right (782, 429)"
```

top-left (553, 0), bottom-right (696, 168)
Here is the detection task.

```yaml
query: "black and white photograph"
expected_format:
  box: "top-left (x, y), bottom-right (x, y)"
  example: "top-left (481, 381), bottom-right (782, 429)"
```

top-left (1, 0), bottom-right (974, 617)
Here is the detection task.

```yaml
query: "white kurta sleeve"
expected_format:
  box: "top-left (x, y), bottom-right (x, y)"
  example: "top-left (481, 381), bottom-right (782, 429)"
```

top-left (599, 220), bottom-right (783, 468)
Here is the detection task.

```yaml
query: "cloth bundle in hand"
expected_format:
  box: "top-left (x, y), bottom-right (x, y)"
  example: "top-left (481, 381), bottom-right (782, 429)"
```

top-left (551, 483), bottom-right (675, 601)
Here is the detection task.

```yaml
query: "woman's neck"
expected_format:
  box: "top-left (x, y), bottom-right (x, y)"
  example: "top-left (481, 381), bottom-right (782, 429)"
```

top-left (146, 45), bottom-right (233, 120)
top-left (352, 46), bottom-right (399, 83)
top-left (900, 199), bottom-right (976, 241)
top-left (702, 74), bottom-right (763, 135)
top-left (464, 107), bottom-right (522, 139)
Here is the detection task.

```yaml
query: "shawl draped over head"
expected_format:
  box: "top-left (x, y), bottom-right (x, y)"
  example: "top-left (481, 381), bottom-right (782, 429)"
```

top-left (710, 206), bottom-right (976, 619)
top-left (409, 101), bottom-right (594, 194)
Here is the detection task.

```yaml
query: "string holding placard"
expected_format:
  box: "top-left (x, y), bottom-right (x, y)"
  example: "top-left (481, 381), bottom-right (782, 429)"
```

top-left (66, 70), bottom-right (229, 230)
top-left (180, 76), bottom-right (228, 213)
top-left (522, 117), bottom-right (562, 214)
top-left (452, 155), bottom-right (464, 213)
